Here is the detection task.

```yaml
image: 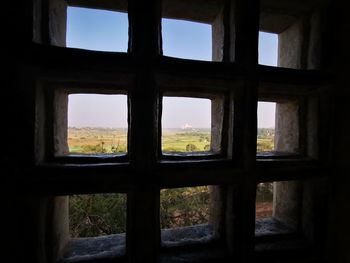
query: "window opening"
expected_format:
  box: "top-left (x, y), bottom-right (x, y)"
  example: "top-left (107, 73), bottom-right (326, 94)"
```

top-left (67, 94), bottom-right (128, 155)
top-left (162, 18), bottom-right (212, 61)
top-left (160, 186), bottom-right (215, 247)
top-left (162, 97), bottom-right (212, 154)
top-left (257, 102), bottom-right (276, 153)
top-left (67, 6), bottom-right (128, 52)
top-left (61, 193), bottom-right (127, 262)
top-left (256, 182), bottom-right (273, 219)
top-left (70, 193), bottom-right (127, 237)
top-left (255, 181), bottom-right (300, 236)
top-left (258, 32), bottom-right (278, 66)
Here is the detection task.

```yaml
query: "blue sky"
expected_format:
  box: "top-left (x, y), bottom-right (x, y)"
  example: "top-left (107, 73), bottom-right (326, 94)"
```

top-left (67, 7), bottom-right (277, 128)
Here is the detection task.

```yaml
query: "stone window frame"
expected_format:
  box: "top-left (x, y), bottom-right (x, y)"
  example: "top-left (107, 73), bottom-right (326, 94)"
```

top-left (256, 96), bottom-right (302, 157)
top-left (35, 74), bottom-right (134, 164)
top-left (30, 0), bottom-right (331, 262)
top-left (156, 73), bottom-right (234, 160)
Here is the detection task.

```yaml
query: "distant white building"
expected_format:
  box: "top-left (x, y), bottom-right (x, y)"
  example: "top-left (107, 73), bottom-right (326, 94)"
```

top-left (181, 123), bottom-right (193, 130)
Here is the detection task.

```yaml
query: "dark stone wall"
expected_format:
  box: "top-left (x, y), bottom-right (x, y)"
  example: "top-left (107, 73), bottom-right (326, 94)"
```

top-left (327, 2), bottom-right (350, 261)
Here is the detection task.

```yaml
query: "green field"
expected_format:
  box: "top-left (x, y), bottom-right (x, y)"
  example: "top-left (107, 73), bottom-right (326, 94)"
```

top-left (68, 127), bottom-right (212, 154)
top-left (162, 129), bottom-right (211, 152)
top-left (68, 127), bottom-right (127, 154)
top-left (68, 127), bottom-right (274, 154)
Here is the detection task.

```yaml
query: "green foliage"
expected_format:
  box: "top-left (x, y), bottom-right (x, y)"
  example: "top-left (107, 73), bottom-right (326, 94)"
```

top-left (257, 139), bottom-right (274, 152)
top-left (68, 127), bottom-right (127, 154)
top-left (81, 143), bottom-right (106, 154)
top-left (111, 144), bottom-right (127, 153)
top-left (186, 143), bottom-right (198, 152)
top-left (257, 128), bottom-right (275, 138)
top-left (256, 183), bottom-right (273, 203)
top-left (69, 188), bottom-right (210, 237)
top-left (69, 194), bottom-right (127, 237)
top-left (162, 129), bottom-right (211, 153)
top-left (160, 187), bottom-right (210, 229)
top-left (257, 128), bottom-right (275, 152)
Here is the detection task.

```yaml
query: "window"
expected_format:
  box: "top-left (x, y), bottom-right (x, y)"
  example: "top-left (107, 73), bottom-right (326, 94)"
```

top-left (259, 1), bottom-right (322, 69)
top-left (51, 87), bottom-right (130, 161)
top-left (258, 32), bottom-right (278, 66)
top-left (161, 0), bottom-right (224, 62)
top-left (66, 7), bottom-right (128, 52)
top-left (31, 0), bottom-right (330, 262)
top-left (67, 94), bottom-right (128, 155)
top-left (69, 193), bottom-right (127, 237)
top-left (161, 97), bottom-right (212, 154)
top-left (257, 102), bottom-right (276, 152)
top-left (162, 19), bottom-right (212, 61)
top-left (160, 186), bottom-right (215, 247)
top-left (257, 99), bottom-right (300, 156)
top-left (256, 182), bottom-right (273, 219)
top-left (256, 181), bottom-right (299, 237)
top-left (60, 193), bottom-right (127, 262)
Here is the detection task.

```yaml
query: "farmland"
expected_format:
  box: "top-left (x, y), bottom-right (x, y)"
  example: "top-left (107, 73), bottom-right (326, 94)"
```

top-left (68, 127), bottom-right (127, 154)
top-left (68, 127), bottom-right (274, 154)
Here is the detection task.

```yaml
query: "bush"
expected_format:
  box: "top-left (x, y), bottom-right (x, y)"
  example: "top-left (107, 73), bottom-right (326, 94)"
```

top-left (160, 187), bottom-right (210, 229)
top-left (69, 194), bottom-right (126, 237)
top-left (186, 143), bottom-right (198, 152)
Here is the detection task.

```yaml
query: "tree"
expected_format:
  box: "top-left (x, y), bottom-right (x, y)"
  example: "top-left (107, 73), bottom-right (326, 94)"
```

top-left (186, 143), bottom-right (197, 152)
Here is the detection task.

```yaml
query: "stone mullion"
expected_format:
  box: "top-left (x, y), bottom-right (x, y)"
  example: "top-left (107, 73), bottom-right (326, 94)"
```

top-left (223, 0), bottom-right (260, 262)
top-left (127, 0), bottom-right (161, 262)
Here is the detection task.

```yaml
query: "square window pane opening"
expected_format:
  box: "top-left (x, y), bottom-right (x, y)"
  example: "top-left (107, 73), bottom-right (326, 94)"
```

top-left (66, 6), bottom-right (128, 52)
top-left (160, 186), bottom-right (215, 247)
top-left (259, 9), bottom-right (310, 69)
top-left (257, 100), bottom-right (300, 155)
top-left (257, 102), bottom-right (276, 153)
top-left (162, 18), bottom-right (212, 61)
top-left (69, 193), bottom-right (127, 237)
top-left (259, 31), bottom-right (278, 66)
top-left (162, 97), bottom-right (214, 155)
top-left (161, 0), bottom-right (225, 61)
top-left (256, 181), bottom-right (300, 237)
top-left (62, 193), bottom-right (127, 261)
top-left (65, 94), bottom-right (128, 156)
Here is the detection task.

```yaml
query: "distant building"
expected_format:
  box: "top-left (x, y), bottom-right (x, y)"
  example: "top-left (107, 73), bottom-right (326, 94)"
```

top-left (181, 123), bottom-right (193, 130)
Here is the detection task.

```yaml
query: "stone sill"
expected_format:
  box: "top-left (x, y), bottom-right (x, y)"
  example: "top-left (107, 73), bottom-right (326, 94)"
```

top-left (255, 218), bottom-right (296, 238)
top-left (60, 234), bottom-right (126, 263)
top-left (60, 224), bottom-right (217, 263)
top-left (255, 218), bottom-right (311, 253)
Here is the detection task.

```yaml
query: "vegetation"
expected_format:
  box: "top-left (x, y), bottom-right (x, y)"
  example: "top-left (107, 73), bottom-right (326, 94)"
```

top-left (68, 127), bottom-right (127, 154)
top-left (160, 187), bottom-right (210, 229)
top-left (257, 128), bottom-right (275, 152)
top-left (162, 129), bottom-right (211, 152)
top-left (69, 187), bottom-right (210, 237)
top-left (68, 127), bottom-right (274, 154)
top-left (256, 182), bottom-right (273, 219)
top-left (70, 193), bottom-right (127, 237)
top-left (68, 127), bottom-right (275, 237)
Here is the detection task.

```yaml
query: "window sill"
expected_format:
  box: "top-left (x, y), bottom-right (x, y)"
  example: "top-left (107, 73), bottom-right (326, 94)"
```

top-left (256, 151), bottom-right (302, 159)
top-left (255, 218), bottom-right (296, 238)
top-left (60, 234), bottom-right (126, 263)
top-left (161, 152), bottom-right (224, 161)
top-left (161, 224), bottom-right (216, 249)
top-left (255, 218), bottom-right (311, 254)
top-left (160, 224), bottom-right (229, 263)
